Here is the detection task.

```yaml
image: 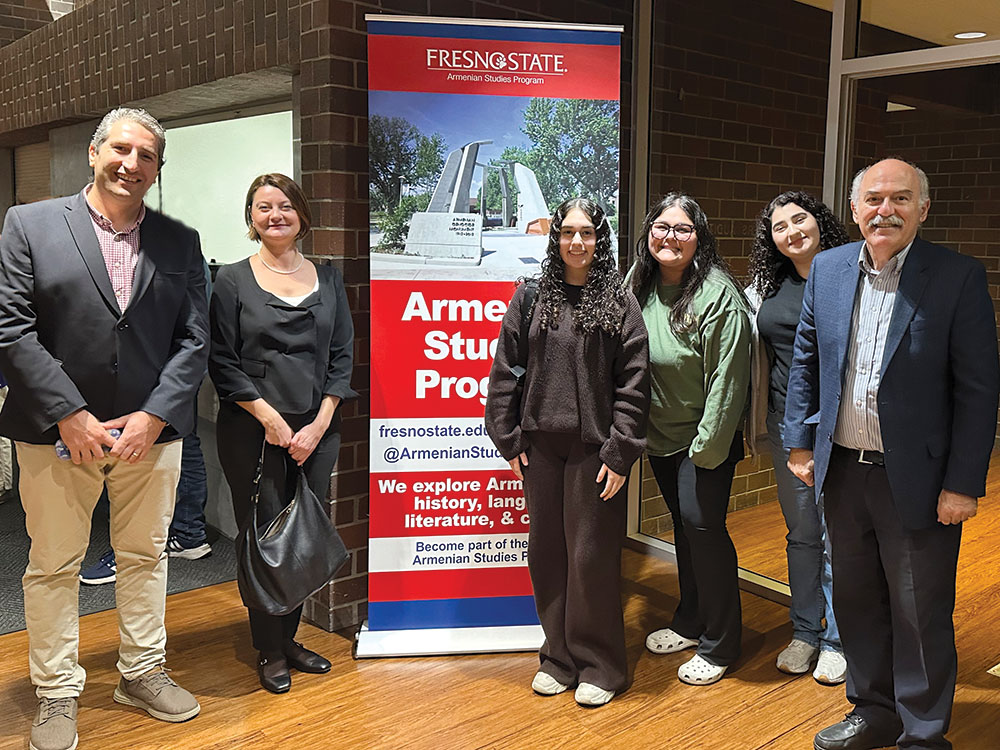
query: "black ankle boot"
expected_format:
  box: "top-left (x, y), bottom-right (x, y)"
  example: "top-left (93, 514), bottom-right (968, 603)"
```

top-left (283, 641), bottom-right (331, 674)
top-left (257, 651), bottom-right (291, 693)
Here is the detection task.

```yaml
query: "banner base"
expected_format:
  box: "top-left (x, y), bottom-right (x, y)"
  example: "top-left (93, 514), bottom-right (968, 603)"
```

top-left (354, 620), bottom-right (544, 658)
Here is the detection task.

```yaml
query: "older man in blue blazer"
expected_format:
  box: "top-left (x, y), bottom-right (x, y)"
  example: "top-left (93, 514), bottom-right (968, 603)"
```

top-left (0, 108), bottom-right (208, 750)
top-left (784, 158), bottom-right (998, 750)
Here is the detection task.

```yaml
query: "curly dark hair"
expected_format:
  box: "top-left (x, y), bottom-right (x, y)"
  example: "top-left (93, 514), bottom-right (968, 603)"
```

top-left (748, 191), bottom-right (849, 299)
top-left (629, 193), bottom-right (741, 335)
top-left (531, 197), bottom-right (627, 336)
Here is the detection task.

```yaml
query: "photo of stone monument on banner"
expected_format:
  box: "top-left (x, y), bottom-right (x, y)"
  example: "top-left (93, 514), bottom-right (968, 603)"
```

top-left (369, 92), bottom-right (620, 277)
top-left (361, 15), bottom-right (622, 657)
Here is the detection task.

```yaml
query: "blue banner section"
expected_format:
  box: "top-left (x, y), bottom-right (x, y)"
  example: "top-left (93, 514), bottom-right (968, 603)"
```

top-left (368, 595), bottom-right (539, 631)
top-left (367, 20), bottom-right (620, 45)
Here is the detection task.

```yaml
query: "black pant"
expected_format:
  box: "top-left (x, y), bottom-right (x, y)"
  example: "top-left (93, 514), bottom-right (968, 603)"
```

top-left (523, 432), bottom-right (629, 692)
top-left (646, 432), bottom-right (743, 666)
top-left (825, 445), bottom-right (962, 750)
top-left (216, 402), bottom-right (342, 652)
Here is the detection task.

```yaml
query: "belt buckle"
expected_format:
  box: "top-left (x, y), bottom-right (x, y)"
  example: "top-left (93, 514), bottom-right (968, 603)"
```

top-left (857, 450), bottom-right (874, 465)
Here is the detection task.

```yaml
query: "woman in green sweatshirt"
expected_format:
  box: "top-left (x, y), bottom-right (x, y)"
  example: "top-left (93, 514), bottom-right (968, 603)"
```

top-left (628, 193), bottom-right (751, 686)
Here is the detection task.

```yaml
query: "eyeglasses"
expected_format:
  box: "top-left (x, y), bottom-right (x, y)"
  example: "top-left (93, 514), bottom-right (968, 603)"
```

top-left (650, 222), bottom-right (695, 241)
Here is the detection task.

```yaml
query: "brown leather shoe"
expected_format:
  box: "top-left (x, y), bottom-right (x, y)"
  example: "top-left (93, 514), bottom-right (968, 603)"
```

top-left (257, 653), bottom-right (291, 693)
top-left (283, 641), bottom-right (331, 674)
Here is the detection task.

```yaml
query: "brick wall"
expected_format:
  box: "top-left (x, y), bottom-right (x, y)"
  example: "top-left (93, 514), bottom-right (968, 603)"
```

top-left (0, 0), bottom-right (70, 49)
top-left (0, 0), bottom-right (303, 143)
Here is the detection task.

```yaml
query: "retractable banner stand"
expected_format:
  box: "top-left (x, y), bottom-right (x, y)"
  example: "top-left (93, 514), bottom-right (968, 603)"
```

top-left (358, 15), bottom-right (622, 657)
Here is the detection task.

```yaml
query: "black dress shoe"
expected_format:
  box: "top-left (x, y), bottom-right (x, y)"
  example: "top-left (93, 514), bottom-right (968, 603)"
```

top-left (283, 641), bottom-right (331, 673)
top-left (257, 652), bottom-right (291, 693)
top-left (814, 713), bottom-right (899, 750)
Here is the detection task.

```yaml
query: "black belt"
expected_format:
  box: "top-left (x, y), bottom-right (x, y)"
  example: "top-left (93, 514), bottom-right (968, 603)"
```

top-left (833, 444), bottom-right (885, 466)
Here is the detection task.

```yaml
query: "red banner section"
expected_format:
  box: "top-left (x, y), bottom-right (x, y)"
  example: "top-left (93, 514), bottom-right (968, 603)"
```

top-left (371, 279), bottom-right (517, 419)
top-left (371, 470), bottom-right (530, 537)
top-left (369, 35), bottom-right (620, 99)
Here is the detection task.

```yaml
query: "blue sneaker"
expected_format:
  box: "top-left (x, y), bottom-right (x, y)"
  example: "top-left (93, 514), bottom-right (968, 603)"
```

top-left (79, 549), bottom-right (116, 585)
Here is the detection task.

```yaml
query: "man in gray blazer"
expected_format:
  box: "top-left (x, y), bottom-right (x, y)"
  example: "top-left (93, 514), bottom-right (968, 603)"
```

top-left (0, 108), bottom-right (208, 750)
top-left (785, 158), bottom-right (998, 750)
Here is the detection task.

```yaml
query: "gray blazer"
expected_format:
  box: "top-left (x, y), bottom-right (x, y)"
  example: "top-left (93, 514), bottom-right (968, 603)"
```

top-left (0, 192), bottom-right (209, 444)
top-left (783, 237), bottom-right (999, 529)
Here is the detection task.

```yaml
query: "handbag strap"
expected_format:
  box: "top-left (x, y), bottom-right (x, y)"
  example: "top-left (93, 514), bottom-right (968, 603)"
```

top-left (250, 439), bottom-right (268, 507)
top-left (516, 279), bottom-right (538, 374)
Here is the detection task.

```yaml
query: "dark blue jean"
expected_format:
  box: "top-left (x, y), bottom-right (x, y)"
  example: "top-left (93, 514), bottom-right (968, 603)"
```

top-left (169, 430), bottom-right (207, 545)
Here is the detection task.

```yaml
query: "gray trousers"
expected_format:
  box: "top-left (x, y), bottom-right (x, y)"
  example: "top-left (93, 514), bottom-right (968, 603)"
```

top-left (523, 431), bottom-right (628, 692)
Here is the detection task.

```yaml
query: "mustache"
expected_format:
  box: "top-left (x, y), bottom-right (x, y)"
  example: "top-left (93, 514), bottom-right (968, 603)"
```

top-left (867, 215), bottom-right (904, 228)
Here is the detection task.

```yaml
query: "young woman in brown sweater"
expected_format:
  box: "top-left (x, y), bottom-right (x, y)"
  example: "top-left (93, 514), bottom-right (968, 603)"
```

top-left (485, 197), bottom-right (649, 707)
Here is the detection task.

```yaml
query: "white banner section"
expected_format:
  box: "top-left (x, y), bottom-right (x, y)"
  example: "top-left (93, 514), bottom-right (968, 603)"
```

top-left (370, 417), bottom-right (510, 473)
top-left (370, 534), bottom-right (531, 572)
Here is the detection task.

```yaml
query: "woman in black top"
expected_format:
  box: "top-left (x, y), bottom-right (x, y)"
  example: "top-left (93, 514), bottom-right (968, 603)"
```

top-left (485, 198), bottom-right (649, 707)
top-left (746, 191), bottom-right (849, 684)
top-left (209, 173), bottom-right (355, 693)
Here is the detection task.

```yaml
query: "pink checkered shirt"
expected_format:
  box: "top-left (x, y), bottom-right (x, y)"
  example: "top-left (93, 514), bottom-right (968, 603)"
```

top-left (84, 185), bottom-right (146, 311)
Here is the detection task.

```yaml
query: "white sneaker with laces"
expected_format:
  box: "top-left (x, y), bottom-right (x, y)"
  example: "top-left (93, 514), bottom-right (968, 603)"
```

top-left (813, 650), bottom-right (848, 685)
top-left (776, 638), bottom-right (818, 674)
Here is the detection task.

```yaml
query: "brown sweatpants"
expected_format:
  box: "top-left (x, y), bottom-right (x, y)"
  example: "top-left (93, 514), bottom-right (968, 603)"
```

top-left (523, 431), bottom-right (628, 692)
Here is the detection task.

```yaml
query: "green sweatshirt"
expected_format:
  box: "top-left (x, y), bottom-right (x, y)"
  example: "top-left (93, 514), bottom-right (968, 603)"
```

top-left (639, 267), bottom-right (751, 469)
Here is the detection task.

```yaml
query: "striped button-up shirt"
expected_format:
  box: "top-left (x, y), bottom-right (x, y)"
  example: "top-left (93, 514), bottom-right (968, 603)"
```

top-left (84, 185), bottom-right (145, 311)
top-left (832, 241), bottom-right (913, 451)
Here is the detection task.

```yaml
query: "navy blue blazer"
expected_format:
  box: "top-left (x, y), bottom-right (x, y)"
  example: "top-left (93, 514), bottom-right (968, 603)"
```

top-left (783, 237), bottom-right (999, 530)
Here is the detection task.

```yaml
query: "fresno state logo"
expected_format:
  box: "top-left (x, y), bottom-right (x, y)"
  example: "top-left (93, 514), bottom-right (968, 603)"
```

top-left (426, 48), bottom-right (567, 75)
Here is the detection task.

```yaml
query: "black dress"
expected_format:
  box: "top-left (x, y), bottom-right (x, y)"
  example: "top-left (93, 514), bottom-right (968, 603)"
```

top-left (209, 258), bottom-right (356, 650)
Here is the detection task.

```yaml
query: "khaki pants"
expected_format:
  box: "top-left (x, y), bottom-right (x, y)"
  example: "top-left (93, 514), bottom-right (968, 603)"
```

top-left (17, 440), bottom-right (182, 698)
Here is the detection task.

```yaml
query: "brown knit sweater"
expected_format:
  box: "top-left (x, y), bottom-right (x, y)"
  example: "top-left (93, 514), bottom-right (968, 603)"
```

top-left (484, 282), bottom-right (650, 476)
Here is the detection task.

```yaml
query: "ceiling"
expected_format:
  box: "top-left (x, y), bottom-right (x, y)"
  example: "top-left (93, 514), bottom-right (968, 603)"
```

top-left (797, 0), bottom-right (1000, 47)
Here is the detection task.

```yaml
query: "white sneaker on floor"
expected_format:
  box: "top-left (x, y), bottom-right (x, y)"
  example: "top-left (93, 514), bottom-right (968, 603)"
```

top-left (813, 650), bottom-right (847, 685)
top-left (776, 638), bottom-right (818, 674)
top-left (574, 682), bottom-right (614, 706)
top-left (531, 671), bottom-right (568, 696)
top-left (677, 654), bottom-right (727, 685)
top-left (645, 627), bottom-right (698, 654)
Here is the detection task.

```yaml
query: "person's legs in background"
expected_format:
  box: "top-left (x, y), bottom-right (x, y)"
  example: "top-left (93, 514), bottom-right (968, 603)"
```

top-left (167, 429), bottom-right (211, 559)
top-left (767, 411), bottom-right (845, 684)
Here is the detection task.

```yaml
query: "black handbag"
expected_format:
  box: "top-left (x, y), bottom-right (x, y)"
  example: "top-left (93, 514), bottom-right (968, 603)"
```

top-left (236, 442), bottom-right (349, 616)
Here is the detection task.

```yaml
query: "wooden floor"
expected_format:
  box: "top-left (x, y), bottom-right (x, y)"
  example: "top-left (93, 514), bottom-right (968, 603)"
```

top-left (1, 488), bottom-right (998, 749)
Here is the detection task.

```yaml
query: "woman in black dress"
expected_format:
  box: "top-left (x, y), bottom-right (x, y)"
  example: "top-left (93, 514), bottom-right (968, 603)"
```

top-left (209, 173), bottom-right (355, 693)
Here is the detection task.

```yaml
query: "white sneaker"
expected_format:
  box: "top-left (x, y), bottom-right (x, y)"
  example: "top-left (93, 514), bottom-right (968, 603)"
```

top-left (574, 682), bottom-right (614, 706)
top-left (677, 654), bottom-right (727, 685)
top-left (645, 627), bottom-right (699, 654)
top-left (813, 650), bottom-right (847, 685)
top-left (531, 671), bottom-right (568, 696)
top-left (776, 638), bottom-right (818, 674)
